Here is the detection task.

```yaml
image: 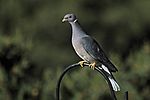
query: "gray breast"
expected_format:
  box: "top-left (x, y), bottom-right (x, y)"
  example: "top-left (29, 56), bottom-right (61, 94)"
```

top-left (72, 36), bottom-right (95, 63)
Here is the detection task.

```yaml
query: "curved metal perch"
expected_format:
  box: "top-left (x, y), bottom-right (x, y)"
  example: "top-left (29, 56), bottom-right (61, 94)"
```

top-left (56, 63), bottom-right (128, 100)
top-left (56, 63), bottom-right (79, 100)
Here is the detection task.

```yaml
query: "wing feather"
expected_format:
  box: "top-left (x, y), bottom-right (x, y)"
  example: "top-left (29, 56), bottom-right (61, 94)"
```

top-left (81, 36), bottom-right (118, 72)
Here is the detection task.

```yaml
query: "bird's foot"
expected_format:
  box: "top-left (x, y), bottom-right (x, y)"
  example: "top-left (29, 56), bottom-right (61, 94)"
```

top-left (78, 61), bottom-right (87, 68)
top-left (89, 62), bottom-right (96, 70)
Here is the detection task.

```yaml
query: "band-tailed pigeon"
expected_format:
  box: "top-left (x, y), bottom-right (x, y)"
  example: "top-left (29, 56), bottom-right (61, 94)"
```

top-left (62, 13), bottom-right (120, 91)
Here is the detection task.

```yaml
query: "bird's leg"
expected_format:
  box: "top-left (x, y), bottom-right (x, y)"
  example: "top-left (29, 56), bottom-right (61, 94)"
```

top-left (89, 62), bottom-right (96, 70)
top-left (78, 61), bottom-right (87, 68)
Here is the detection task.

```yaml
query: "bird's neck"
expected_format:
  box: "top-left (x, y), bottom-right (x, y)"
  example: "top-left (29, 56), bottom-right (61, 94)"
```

top-left (70, 21), bottom-right (87, 38)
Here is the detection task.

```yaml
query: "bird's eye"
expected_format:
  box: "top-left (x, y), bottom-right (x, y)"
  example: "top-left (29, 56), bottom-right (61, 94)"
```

top-left (69, 16), bottom-right (72, 18)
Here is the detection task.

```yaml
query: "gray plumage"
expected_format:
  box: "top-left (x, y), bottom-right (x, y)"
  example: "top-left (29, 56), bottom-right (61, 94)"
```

top-left (62, 14), bottom-right (117, 72)
top-left (62, 14), bottom-right (120, 91)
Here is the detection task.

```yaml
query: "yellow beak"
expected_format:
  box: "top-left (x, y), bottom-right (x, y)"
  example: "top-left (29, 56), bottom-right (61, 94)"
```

top-left (62, 18), bottom-right (67, 22)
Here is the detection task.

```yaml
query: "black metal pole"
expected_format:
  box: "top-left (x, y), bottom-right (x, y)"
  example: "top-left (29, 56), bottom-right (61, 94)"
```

top-left (56, 63), bottom-right (127, 100)
top-left (56, 63), bottom-right (79, 100)
top-left (125, 91), bottom-right (128, 100)
top-left (95, 67), bottom-right (117, 100)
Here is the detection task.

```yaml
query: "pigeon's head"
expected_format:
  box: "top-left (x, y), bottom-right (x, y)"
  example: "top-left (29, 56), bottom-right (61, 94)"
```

top-left (62, 14), bottom-right (77, 23)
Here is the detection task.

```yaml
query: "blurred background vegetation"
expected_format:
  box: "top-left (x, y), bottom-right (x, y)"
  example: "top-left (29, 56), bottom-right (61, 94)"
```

top-left (0, 0), bottom-right (150, 100)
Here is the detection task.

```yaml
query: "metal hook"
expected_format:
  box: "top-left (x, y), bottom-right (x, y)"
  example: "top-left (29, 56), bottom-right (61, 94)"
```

top-left (56, 63), bottom-right (128, 100)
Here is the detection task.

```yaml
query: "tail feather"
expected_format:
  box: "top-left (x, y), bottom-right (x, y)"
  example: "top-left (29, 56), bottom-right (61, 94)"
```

top-left (108, 77), bottom-right (120, 91)
top-left (98, 64), bottom-right (120, 91)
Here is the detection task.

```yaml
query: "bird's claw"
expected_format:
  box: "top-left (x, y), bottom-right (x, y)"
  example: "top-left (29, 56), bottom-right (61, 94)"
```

top-left (89, 62), bottom-right (96, 70)
top-left (78, 61), bottom-right (87, 68)
top-left (78, 61), bottom-right (96, 70)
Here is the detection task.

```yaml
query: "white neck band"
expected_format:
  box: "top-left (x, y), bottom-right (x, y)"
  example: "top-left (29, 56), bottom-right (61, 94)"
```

top-left (73, 19), bottom-right (78, 23)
